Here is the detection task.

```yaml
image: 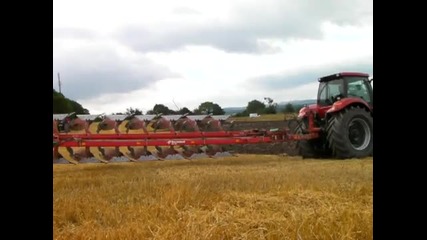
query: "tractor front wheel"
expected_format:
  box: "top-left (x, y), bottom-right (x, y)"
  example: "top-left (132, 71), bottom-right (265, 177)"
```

top-left (326, 106), bottom-right (373, 158)
top-left (295, 119), bottom-right (331, 158)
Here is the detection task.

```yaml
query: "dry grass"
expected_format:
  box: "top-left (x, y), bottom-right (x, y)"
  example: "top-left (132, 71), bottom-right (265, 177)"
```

top-left (53, 154), bottom-right (373, 240)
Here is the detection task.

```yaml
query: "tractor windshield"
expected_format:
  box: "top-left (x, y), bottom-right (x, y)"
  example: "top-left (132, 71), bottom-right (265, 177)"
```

top-left (318, 79), bottom-right (344, 106)
top-left (347, 77), bottom-right (372, 103)
top-left (318, 76), bottom-right (372, 106)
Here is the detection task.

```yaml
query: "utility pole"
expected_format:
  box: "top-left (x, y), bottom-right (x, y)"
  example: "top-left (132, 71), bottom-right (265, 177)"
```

top-left (57, 72), bottom-right (62, 93)
top-left (172, 98), bottom-right (180, 111)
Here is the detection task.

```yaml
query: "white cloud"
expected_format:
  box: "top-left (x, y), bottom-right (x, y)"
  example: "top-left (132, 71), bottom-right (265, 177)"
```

top-left (53, 0), bottom-right (373, 114)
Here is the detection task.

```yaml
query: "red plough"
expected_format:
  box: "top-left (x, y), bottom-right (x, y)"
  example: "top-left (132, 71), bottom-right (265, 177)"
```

top-left (53, 112), bottom-right (318, 164)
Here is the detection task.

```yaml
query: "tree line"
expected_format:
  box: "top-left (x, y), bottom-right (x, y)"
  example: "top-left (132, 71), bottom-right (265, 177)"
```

top-left (113, 101), bottom-right (226, 116)
top-left (53, 90), bottom-right (303, 116)
top-left (233, 98), bottom-right (301, 117)
top-left (115, 98), bottom-right (303, 116)
top-left (53, 89), bottom-right (89, 114)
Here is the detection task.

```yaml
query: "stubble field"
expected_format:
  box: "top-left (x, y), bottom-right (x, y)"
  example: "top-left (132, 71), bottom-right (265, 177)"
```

top-left (53, 154), bottom-right (373, 240)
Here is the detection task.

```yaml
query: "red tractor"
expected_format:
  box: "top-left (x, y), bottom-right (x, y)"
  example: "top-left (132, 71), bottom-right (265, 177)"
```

top-left (295, 72), bottom-right (373, 159)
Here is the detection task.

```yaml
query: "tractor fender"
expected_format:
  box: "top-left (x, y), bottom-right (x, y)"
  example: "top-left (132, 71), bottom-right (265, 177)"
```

top-left (297, 106), bottom-right (309, 119)
top-left (326, 98), bottom-right (371, 114)
top-left (297, 104), bottom-right (318, 119)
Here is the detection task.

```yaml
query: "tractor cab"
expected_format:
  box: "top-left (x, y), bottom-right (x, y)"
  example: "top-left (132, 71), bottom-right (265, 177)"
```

top-left (317, 72), bottom-right (373, 107)
top-left (296, 72), bottom-right (373, 159)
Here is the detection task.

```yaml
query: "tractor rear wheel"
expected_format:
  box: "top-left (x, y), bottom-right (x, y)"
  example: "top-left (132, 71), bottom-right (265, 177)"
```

top-left (326, 106), bottom-right (373, 158)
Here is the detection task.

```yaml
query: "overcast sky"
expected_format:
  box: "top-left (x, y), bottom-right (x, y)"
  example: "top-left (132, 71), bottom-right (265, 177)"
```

top-left (53, 0), bottom-right (373, 114)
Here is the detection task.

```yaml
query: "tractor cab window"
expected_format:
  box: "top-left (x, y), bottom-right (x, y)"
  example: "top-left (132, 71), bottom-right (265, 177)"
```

top-left (347, 77), bottom-right (372, 103)
top-left (318, 79), bottom-right (345, 106)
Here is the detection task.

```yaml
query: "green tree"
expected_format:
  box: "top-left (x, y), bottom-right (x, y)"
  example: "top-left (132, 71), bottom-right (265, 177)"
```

top-left (234, 110), bottom-right (248, 117)
top-left (147, 104), bottom-right (175, 115)
top-left (53, 89), bottom-right (71, 113)
top-left (126, 107), bottom-right (143, 115)
top-left (69, 100), bottom-right (89, 114)
top-left (283, 103), bottom-right (295, 113)
top-left (177, 107), bottom-right (192, 115)
top-left (263, 97), bottom-right (278, 114)
top-left (245, 99), bottom-right (266, 114)
top-left (53, 89), bottom-right (90, 114)
top-left (196, 102), bottom-right (225, 115)
top-left (53, 96), bottom-right (72, 113)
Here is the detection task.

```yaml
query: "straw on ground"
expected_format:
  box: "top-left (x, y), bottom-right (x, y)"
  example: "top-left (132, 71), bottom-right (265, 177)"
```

top-left (54, 154), bottom-right (373, 240)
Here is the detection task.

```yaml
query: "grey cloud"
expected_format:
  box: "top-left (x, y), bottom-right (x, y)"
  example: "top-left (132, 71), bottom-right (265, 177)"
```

top-left (117, 22), bottom-right (320, 54)
top-left (116, 0), bottom-right (372, 53)
top-left (249, 60), bottom-right (373, 90)
top-left (53, 47), bottom-right (179, 100)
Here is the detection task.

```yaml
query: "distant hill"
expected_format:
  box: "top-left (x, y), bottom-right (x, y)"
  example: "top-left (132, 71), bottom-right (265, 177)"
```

top-left (223, 99), bottom-right (316, 115)
top-left (223, 107), bottom-right (246, 115)
top-left (53, 89), bottom-right (89, 114)
top-left (278, 99), bottom-right (317, 106)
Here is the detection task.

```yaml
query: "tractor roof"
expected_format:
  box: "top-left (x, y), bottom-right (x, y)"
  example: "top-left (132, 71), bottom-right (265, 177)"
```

top-left (318, 72), bottom-right (369, 82)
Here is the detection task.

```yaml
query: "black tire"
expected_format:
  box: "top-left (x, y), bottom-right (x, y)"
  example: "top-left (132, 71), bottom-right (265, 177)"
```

top-left (326, 106), bottom-right (373, 159)
top-left (297, 140), bottom-right (318, 158)
top-left (295, 120), bottom-right (331, 158)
